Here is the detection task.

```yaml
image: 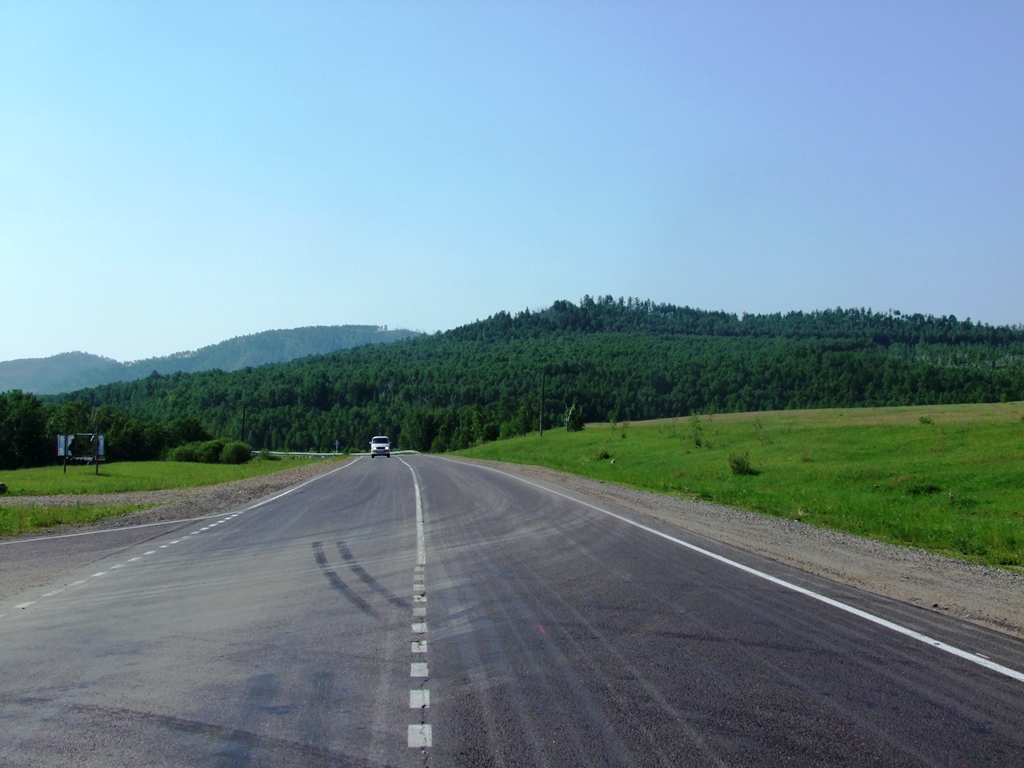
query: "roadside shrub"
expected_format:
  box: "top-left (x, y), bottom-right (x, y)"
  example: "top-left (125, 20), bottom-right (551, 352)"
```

top-left (220, 441), bottom-right (252, 464)
top-left (167, 444), bottom-right (199, 462)
top-left (728, 450), bottom-right (759, 476)
top-left (197, 439), bottom-right (229, 464)
top-left (256, 448), bottom-right (280, 461)
top-left (167, 438), bottom-right (233, 464)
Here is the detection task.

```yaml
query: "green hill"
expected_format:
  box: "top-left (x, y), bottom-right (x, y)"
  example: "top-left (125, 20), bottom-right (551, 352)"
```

top-left (0, 325), bottom-right (421, 395)
top-left (48, 297), bottom-right (1024, 454)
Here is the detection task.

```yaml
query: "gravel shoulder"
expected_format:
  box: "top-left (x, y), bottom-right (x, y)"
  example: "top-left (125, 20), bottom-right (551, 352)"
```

top-left (461, 458), bottom-right (1024, 641)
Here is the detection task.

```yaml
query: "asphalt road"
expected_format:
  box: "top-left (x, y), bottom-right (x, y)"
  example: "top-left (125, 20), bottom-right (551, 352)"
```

top-left (1, 456), bottom-right (1023, 767)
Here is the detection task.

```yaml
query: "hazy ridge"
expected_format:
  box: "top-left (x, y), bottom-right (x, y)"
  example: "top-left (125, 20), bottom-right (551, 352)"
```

top-left (0, 325), bottom-right (421, 395)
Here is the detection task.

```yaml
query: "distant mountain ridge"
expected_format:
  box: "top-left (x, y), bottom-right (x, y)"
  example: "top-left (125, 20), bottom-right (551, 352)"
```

top-left (0, 325), bottom-right (421, 395)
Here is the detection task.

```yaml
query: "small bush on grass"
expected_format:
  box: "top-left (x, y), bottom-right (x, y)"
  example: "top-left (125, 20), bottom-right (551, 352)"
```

top-left (220, 441), bottom-right (253, 465)
top-left (167, 444), bottom-right (199, 462)
top-left (728, 450), bottom-right (759, 476)
top-left (167, 438), bottom-right (242, 464)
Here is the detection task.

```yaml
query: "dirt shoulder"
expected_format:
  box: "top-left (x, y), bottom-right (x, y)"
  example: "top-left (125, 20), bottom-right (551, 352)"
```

top-left (462, 459), bottom-right (1024, 641)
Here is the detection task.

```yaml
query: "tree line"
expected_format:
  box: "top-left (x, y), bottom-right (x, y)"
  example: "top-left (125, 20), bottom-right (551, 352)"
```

top-left (3, 298), bottom-right (1022, 469)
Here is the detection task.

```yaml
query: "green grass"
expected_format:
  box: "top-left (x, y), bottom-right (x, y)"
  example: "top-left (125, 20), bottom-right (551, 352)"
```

top-left (0, 456), bottom-right (341, 496)
top-left (0, 504), bottom-right (156, 538)
top-left (458, 402), bottom-right (1024, 569)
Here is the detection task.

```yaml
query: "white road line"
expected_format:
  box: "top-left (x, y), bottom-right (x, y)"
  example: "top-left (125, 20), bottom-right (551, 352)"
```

top-left (110, 564), bottom-right (124, 569)
top-left (42, 589), bottom-right (64, 597)
top-left (15, 602), bottom-right (35, 609)
top-left (91, 572), bottom-right (106, 578)
top-left (143, 551), bottom-right (157, 555)
top-left (458, 459), bottom-right (1024, 685)
top-left (170, 540), bottom-right (181, 544)
top-left (69, 580), bottom-right (85, 586)
top-left (408, 724), bottom-right (432, 748)
top-left (0, 460), bottom-right (357, 548)
top-left (127, 557), bottom-right (140, 562)
top-left (399, 458), bottom-right (434, 750)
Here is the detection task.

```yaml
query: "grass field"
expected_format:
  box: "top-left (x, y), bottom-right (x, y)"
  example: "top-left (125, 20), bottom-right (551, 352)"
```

top-left (0, 456), bottom-right (338, 496)
top-left (0, 504), bottom-right (156, 538)
top-left (458, 402), bottom-right (1024, 569)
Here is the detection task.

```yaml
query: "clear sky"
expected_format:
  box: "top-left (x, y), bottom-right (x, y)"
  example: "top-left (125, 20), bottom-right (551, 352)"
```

top-left (2, 1), bottom-right (1022, 363)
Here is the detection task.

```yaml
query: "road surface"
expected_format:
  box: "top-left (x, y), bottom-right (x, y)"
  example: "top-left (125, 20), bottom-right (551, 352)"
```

top-left (1, 456), bottom-right (1023, 766)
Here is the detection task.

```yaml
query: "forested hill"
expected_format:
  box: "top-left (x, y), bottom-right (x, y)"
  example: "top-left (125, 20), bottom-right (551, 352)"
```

top-left (46, 296), bottom-right (1023, 456)
top-left (0, 325), bottom-right (420, 394)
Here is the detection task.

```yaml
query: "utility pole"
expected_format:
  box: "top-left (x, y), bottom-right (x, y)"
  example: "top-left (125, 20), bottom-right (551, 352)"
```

top-left (539, 372), bottom-right (545, 437)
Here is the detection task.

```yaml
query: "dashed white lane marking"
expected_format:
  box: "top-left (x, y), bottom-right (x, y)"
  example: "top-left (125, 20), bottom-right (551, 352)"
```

top-left (457, 459), bottom-right (1024, 685)
top-left (2, 464), bottom-right (364, 621)
top-left (110, 564), bottom-right (124, 569)
top-left (400, 457), bottom-right (433, 751)
top-left (69, 580), bottom-right (85, 586)
top-left (408, 724), bottom-right (432, 748)
top-left (1, 464), bottom-right (364, 621)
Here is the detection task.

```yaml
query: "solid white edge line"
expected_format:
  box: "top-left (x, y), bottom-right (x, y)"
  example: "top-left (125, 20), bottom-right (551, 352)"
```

top-left (444, 458), bottom-right (1024, 685)
top-left (399, 458), bottom-right (427, 567)
top-left (0, 459), bottom-right (359, 547)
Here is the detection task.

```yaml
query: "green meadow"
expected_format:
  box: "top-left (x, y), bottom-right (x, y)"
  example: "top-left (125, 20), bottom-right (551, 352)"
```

top-left (0, 456), bottom-right (337, 497)
top-left (459, 403), bottom-right (1024, 569)
top-left (0, 504), bottom-right (156, 538)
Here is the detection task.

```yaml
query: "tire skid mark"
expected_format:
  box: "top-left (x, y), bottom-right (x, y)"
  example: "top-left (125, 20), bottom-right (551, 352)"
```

top-left (311, 542), bottom-right (378, 619)
top-left (336, 540), bottom-right (408, 609)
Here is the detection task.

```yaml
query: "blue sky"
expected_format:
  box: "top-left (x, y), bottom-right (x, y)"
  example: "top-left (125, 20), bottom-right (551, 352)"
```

top-left (2, 1), bottom-right (1022, 362)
